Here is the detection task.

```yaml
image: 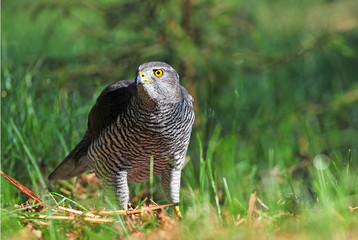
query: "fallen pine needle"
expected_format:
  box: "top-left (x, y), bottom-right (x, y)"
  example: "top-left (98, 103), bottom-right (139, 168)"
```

top-left (19, 203), bottom-right (179, 224)
top-left (256, 197), bottom-right (269, 210)
top-left (0, 170), bottom-right (42, 203)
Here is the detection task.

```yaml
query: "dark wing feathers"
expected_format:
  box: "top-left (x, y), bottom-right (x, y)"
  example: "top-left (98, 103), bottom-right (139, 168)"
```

top-left (88, 80), bottom-right (136, 138)
top-left (48, 80), bottom-right (136, 180)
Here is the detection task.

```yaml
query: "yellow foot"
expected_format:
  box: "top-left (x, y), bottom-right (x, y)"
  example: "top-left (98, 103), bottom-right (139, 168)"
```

top-left (174, 206), bottom-right (183, 219)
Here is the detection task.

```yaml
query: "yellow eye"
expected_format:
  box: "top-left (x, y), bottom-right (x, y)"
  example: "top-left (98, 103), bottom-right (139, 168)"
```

top-left (153, 69), bottom-right (163, 77)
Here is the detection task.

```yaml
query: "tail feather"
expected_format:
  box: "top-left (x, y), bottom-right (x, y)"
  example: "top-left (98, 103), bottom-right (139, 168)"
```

top-left (48, 156), bottom-right (88, 180)
top-left (48, 132), bottom-right (92, 180)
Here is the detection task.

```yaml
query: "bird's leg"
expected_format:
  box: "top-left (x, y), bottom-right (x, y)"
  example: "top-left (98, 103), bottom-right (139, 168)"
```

top-left (161, 168), bottom-right (182, 218)
top-left (115, 170), bottom-right (130, 210)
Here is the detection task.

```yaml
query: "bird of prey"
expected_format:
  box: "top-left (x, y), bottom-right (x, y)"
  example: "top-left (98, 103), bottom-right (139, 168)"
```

top-left (48, 61), bottom-right (195, 217)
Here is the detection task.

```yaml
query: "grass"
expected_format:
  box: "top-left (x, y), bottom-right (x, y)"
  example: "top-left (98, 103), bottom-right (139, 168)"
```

top-left (2, 0), bottom-right (358, 239)
top-left (1, 65), bottom-right (357, 239)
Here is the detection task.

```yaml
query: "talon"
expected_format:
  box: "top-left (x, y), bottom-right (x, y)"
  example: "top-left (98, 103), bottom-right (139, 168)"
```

top-left (174, 206), bottom-right (183, 218)
top-left (122, 208), bottom-right (128, 216)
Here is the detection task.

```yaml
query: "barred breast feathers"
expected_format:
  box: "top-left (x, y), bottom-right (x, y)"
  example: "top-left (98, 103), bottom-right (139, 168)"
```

top-left (87, 89), bottom-right (194, 182)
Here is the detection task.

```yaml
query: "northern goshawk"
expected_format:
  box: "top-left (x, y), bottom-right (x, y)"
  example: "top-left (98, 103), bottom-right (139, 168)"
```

top-left (48, 61), bottom-right (195, 216)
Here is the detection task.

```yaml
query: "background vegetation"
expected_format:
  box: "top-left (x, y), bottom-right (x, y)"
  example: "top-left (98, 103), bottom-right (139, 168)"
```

top-left (2, 0), bottom-right (358, 239)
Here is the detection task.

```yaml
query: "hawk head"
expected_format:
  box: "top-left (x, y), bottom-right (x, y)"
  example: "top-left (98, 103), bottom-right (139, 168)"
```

top-left (135, 61), bottom-right (181, 107)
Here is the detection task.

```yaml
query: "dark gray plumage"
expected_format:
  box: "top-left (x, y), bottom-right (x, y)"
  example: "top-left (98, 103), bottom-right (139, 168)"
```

top-left (49, 62), bottom-right (195, 212)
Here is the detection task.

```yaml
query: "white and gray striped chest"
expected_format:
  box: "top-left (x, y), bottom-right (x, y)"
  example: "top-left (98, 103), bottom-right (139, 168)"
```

top-left (88, 98), bottom-right (194, 180)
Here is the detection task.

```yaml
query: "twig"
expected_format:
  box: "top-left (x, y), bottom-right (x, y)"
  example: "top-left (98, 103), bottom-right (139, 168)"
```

top-left (349, 206), bottom-right (358, 212)
top-left (55, 206), bottom-right (102, 218)
top-left (48, 203), bottom-right (178, 220)
top-left (235, 214), bottom-right (245, 226)
top-left (0, 170), bottom-right (42, 203)
top-left (100, 203), bottom-right (178, 216)
top-left (248, 192), bottom-right (257, 221)
top-left (20, 215), bottom-right (116, 223)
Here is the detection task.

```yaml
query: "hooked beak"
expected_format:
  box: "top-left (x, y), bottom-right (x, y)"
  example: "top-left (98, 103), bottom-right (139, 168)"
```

top-left (136, 71), bottom-right (154, 85)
